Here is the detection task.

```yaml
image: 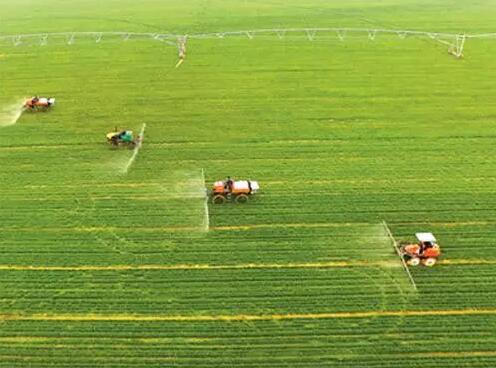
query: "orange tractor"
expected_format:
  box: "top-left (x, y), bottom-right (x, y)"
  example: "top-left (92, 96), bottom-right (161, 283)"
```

top-left (24, 96), bottom-right (55, 111)
top-left (212, 178), bottom-right (259, 204)
top-left (400, 233), bottom-right (441, 267)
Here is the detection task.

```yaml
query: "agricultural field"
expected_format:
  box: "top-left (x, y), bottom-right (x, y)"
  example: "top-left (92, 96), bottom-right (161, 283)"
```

top-left (1, 0), bottom-right (496, 366)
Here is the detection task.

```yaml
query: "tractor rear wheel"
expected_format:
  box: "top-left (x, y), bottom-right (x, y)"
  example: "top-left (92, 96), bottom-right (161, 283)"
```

top-left (212, 194), bottom-right (226, 204)
top-left (235, 194), bottom-right (249, 203)
top-left (423, 258), bottom-right (437, 267)
top-left (407, 257), bottom-right (420, 266)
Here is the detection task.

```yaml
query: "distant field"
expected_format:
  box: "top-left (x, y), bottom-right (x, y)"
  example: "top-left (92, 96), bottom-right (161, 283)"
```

top-left (1, 1), bottom-right (496, 367)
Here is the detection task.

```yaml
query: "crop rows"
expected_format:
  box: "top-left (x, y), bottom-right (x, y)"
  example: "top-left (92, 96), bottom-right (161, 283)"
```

top-left (1, 1), bottom-right (496, 366)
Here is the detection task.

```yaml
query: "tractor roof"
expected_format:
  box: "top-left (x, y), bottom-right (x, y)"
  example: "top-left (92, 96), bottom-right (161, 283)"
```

top-left (416, 232), bottom-right (436, 243)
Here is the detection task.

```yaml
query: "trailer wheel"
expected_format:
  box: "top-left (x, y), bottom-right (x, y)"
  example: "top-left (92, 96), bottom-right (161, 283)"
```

top-left (407, 257), bottom-right (420, 266)
top-left (423, 258), bottom-right (436, 267)
top-left (235, 194), bottom-right (249, 203)
top-left (212, 194), bottom-right (226, 204)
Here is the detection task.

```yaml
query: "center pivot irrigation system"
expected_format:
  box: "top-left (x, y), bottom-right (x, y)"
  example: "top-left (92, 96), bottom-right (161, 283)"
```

top-left (1, 28), bottom-right (496, 59)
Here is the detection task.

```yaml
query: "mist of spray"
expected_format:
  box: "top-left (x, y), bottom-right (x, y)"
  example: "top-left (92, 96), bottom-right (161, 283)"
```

top-left (0, 99), bottom-right (24, 127)
top-left (122, 123), bottom-right (146, 174)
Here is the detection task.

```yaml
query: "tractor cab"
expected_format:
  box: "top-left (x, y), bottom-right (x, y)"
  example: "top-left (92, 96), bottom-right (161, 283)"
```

top-left (401, 232), bottom-right (441, 267)
top-left (118, 130), bottom-right (134, 142)
top-left (416, 233), bottom-right (440, 257)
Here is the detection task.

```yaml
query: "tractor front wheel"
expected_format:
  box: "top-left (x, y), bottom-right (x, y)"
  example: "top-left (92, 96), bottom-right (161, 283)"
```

top-left (212, 194), bottom-right (226, 204)
top-left (235, 194), bottom-right (249, 203)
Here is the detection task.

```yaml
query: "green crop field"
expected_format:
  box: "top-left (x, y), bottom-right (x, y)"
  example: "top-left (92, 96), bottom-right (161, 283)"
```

top-left (1, 0), bottom-right (496, 366)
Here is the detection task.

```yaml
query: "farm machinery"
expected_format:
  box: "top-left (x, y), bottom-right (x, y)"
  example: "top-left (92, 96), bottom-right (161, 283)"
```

top-left (400, 232), bottom-right (441, 267)
top-left (106, 129), bottom-right (142, 148)
top-left (211, 178), bottom-right (259, 204)
top-left (24, 96), bottom-right (55, 111)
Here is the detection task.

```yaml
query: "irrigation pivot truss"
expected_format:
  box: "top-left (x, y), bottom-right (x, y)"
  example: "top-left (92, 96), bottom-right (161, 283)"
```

top-left (1, 28), bottom-right (495, 58)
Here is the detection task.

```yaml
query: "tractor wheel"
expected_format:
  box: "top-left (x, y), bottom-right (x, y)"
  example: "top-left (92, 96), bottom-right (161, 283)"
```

top-left (407, 257), bottom-right (420, 266)
top-left (212, 194), bottom-right (226, 204)
top-left (423, 258), bottom-right (437, 267)
top-left (235, 194), bottom-right (249, 203)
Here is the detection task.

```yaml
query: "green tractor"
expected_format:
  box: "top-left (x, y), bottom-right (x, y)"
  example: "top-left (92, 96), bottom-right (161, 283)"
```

top-left (106, 130), bottom-right (139, 148)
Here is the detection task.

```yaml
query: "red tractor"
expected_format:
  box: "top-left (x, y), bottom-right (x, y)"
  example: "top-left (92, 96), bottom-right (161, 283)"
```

top-left (211, 178), bottom-right (259, 204)
top-left (401, 233), bottom-right (441, 267)
top-left (24, 96), bottom-right (55, 111)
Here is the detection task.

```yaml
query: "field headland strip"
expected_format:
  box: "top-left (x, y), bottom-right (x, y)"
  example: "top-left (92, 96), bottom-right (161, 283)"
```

top-left (1, 308), bottom-right (496, 322)
top-left (0, 259), bottom-right (493, 272)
